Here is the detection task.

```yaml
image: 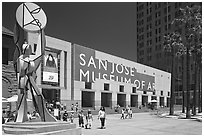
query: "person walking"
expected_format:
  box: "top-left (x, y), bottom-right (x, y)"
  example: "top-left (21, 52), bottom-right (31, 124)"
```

top-left (85, 109), bottom-right (93, 129)
top-left (98, 106), bottom-right (106, 129)
top-left (78, 110), bottom-right (84, 127)
top-left (121, 108), bottom-right (125, 119)
top-left (75, 102), bottom-right (79, 113)
top-left (71, 104), bottom-right (74, 111)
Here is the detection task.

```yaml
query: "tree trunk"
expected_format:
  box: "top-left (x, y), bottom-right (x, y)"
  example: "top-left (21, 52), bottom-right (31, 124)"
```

top-left (182, 55), bottom-right (185, 113)
top-left (169, 47), bottom-right (175, 115)
top-left (186, 46), bottom-right (191, 119)
top-left (198, 64), bottom-right (202, 113)
top-left (192, 56), bottom-right (197, 115)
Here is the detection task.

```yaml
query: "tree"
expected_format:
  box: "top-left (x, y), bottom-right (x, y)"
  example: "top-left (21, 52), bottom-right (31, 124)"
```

top-left (163, 32), bottom-right (184, 115)
top-left (172, 5), bottom-right (202, 118)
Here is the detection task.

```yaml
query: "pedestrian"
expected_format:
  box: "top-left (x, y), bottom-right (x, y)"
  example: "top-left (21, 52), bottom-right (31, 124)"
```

top-left (71, 104), bottom-right (74, 111)
top-left (32, 111), bottom-right (40, 120)
top-left (75, 102), bottom-right (79, 113)
top-left (129, 108), bottom-right (133, 119)
top-left (125, 106), bottom-right (130, 119)
top-left (78, 110), bottom-right (84, 127)
top-left (85, 109), bottom-right (93, 129)
top-left (27, 112), bottom-right (32, 120)
top-left (62, 110), bottom-right (68, 121)
top-left (98, 106), bottom-right (106, 129)
top-left (54, 108), bottom-right (59, 120)
top-left (121, 108), bottom-right (125, 119)
top-left (70, 111), bottom-right (74, 123)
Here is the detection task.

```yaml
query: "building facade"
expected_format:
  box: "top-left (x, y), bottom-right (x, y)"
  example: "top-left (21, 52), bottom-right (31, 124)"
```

top-left (2, 27), bottom-right (171, 110)
top-left (136, 2), bottom-right (201, 105)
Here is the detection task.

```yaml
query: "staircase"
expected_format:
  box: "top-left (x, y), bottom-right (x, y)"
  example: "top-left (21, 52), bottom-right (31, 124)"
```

top-left (2, 121), bottom-right (81, 135)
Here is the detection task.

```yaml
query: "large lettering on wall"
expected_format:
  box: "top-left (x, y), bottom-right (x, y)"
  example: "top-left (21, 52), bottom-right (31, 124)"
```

top-left (74, 44), bottom-right (155, 92)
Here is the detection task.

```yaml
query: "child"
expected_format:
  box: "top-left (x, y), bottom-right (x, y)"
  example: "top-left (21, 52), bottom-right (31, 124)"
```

top-left (85, 109), bottom-right (93, 129)
top-left (78, 110), bottom-right (84, 127)
top-left (121, 108), bottom-right (125, 119)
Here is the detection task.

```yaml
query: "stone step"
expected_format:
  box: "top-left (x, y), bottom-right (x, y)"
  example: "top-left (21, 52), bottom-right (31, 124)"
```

top-left (3, 122), bottom-right (79, 135)
top-left (38, 127), bottom-right (82, 135)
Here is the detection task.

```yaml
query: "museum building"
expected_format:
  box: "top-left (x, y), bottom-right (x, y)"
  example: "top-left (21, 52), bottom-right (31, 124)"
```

top-left (2, 26), bottom-right (171, 110)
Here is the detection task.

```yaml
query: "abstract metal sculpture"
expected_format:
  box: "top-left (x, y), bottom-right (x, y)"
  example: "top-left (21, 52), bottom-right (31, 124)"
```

top-left (13, 2), bottom-right (56, 122)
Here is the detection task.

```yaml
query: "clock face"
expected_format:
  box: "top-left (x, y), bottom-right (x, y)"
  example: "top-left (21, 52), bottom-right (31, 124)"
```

top-left (16, 2), bottom-right (47, 32)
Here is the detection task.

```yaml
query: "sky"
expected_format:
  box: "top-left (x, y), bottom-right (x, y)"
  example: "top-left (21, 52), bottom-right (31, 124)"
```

top-left (2, 2), bottom-right (137, 62)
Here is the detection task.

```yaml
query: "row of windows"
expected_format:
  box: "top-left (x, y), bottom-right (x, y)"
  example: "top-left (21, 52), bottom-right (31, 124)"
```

top-left (85, 82), bottom-right (169, 96)
top-left (146, 24), bottom-right (152, 30)
top-left (137, 12), bottom-right (144, 19)
top-left (138, 42), bottom-right (144, 48)
top-left (138, 51), bottom-right (162, 61)
top-left (138, 17), bottom-right (172, 29)
top-left (137, 27), bottom-right (144, 33)
top-left (155, 11), bottom-right (161, 18)
top-left (137, 19), bottom-right (144, 26)
top-left (137, 2), bottom-right (183, 12)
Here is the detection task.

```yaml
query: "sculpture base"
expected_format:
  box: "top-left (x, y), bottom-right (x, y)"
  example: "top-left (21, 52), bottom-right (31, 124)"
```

top-left (2, 121), bottom-right (81, 135)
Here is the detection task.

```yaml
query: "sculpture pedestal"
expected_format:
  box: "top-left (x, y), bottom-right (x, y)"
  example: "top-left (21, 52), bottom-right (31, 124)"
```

top-left (3, 121), bottom-right (81, 135)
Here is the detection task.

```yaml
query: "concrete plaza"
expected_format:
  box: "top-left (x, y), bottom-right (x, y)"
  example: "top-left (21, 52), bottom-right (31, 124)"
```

top-left (78, 112), bottom-right (202, 135)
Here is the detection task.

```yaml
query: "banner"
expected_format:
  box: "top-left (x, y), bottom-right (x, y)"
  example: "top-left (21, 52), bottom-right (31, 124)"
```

top-left (43, 50), bottom-right (58, 83)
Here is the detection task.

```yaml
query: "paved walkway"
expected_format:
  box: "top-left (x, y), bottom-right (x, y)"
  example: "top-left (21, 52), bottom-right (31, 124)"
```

top-left (2, 111), bottom-right (202, 135)
top-left (76, 112), bottom-right (202, 135)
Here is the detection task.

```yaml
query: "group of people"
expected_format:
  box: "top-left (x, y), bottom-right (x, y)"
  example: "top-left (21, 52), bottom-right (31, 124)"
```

top-left (27, 111), bottom-right (40, 121)
top-left (62, 106), bottom-right (107, 129)
top-left (78, 106), bottom-right (106, 129)
top-left (71, 102), bottom-right (79, 112)
top-left (62, 110), bottom-right (75, 123)
top-left (62, 109), bottom-right (94, 129)
top-left (121, 106), bottom-right (133, 119)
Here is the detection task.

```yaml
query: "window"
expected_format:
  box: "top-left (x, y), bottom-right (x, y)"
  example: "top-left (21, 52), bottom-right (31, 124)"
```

top-left (153, 91), bottom-right (156, 95)
top-left (164, 7), bottom-right (167, 14)
top-left (147, 15), bottom-right (152, 22)
top-left (161, 91), bottom-right (163, 96)
top-left (191, 64), bottom-right (193, 71)
top-left (168, 6), bottom-right (171, 12)
top-left (132, 87), bottom-right (136, 93)
top-left (104, 83), bottom-right (110, 91)
top-left (164, 16), bottom-right (167, 22)
top-left (119, 85), bottom-right (124, 92)
top-left (85, 82), bottom-right (92, 89)
top-left (175, 3), bottom-right (178, 9)
top-left (168, 15), bottom-right (171, 21)
top-left (168, 92), bottom-right (170, 96)
top-left (143, 91), bottom-right (147, 94)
